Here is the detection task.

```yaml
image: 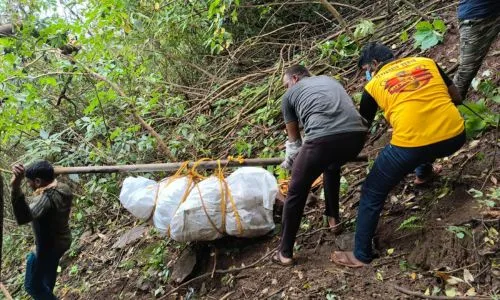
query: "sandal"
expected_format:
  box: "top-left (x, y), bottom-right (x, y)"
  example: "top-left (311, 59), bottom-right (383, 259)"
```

top-left (330, 251), bottom-right (366, 268)
top-left (414, 164), bottom-right (443, 185)
top-left (271, 251), bottom-right (294, 266)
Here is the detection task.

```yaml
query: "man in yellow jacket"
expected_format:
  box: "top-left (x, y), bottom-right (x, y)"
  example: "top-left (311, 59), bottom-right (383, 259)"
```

top-left (332, 42), bottom-right (466, 267)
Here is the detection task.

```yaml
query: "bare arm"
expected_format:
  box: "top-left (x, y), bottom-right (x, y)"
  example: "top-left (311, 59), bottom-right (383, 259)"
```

top-left (285, 121), bottom-right (301, 142)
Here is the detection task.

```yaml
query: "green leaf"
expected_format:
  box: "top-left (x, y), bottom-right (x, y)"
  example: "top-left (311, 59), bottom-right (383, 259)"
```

top-left (415, 21), bottom-right (433, 31)
top-left (400, 30), bottom-right (409, 42)
top-left (354, 20), bottom-right (375, 39)
top-left (491, 95), bottom-right (500, 104)
top-left (456, 232), bottom-right (465, 239)
top-left (432, 19), bottom-right (446, 33)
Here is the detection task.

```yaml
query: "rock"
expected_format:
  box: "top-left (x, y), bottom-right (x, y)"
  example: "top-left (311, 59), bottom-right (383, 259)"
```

top-left (334, 232), bottom-right (355, 251)
top-left (171, 247), bottom-right (198, 283)
top-left (112, 225), bottom-right (147, 249)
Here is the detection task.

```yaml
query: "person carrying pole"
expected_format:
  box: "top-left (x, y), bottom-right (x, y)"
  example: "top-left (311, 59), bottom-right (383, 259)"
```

top-left (273, 65), bottom-right (368, 266)
top-left (332, 42), bottom-right (466, 267)
top-left (10, 161), bottom-right (72, 299)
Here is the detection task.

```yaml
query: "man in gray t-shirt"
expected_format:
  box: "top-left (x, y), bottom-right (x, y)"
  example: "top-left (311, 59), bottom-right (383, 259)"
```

top-left (281, 75), bottom-right (367, 142)
top-left (273, 65), bottom-right (367, 266)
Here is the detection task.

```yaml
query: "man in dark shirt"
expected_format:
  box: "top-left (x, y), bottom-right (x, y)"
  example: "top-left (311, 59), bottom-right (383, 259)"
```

top-left (11, 160), bottom-right (72, 300)
top-left (273, 65), bottom-right (367, 265)
top-left (454, 0), bottom-right (499, 99)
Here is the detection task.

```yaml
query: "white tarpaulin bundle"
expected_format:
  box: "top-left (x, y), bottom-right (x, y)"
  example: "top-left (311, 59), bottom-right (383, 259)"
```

top-left (119, 167), bottom-right (277, 242)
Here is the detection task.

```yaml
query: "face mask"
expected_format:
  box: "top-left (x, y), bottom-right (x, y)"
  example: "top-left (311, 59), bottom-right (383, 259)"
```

top-left (365, 69), bottom-right (372, 81)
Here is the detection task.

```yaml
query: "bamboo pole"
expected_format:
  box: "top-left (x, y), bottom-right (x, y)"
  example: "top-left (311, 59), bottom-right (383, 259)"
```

top-left (54, 156), bottom-right (367, 175)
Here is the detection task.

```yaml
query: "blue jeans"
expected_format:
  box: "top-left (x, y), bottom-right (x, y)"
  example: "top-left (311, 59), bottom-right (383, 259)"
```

top-left (25, 251), bottom-right (63, 300)
top-left (354, 131), bottom-right (466, 263)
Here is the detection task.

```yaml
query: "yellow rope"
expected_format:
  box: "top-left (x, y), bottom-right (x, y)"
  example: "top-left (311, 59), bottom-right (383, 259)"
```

top-left (153, 157), bottom-right (246, 238)
top-left (148, 161), bottom-right (190, 223)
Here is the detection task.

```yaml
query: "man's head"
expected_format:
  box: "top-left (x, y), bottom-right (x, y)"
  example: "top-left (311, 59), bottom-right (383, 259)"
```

top-left (283, 65), bottom-right (311, 89)
top-left (358, 42), bottom-right (394, 79)
top-left (25, 160), bottom-right (55, 190)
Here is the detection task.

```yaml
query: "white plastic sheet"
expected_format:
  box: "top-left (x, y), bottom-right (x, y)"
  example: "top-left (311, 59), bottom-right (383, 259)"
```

top-left (119, 167), bottom-right (277, 242)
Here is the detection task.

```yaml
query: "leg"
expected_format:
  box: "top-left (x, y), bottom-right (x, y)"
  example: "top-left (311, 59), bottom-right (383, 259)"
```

top-left (280, 144), bottom-right (325, 259)
top-left (323, 164), bottom-right (341, 226)
top-left (354, 145), bottom-right (422, 263)
top-left (323, 164), bottom-right (341, 220)
top-left (454, 17), bottom-right (500, 99)
top-left (415, 131), bottom-right (466, 184)
top-left (25, 252), bottom-right (58, 300)
top-left (43, 251), bottom-right (63, 293)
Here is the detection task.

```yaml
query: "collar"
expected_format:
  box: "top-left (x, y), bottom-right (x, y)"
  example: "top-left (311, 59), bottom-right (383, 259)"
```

top-left (33, 179), bottom-right (58, 196)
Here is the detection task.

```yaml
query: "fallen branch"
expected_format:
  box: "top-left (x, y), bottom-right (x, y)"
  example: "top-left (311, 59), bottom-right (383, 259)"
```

top-left (319, 0), bottom-right (355, 40)
top-left (392, 284), bottom-right (489, 300)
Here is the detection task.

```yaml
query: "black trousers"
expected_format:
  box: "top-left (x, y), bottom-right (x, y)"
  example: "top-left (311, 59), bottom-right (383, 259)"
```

top-left (279, 131), bottom-right (366, 258)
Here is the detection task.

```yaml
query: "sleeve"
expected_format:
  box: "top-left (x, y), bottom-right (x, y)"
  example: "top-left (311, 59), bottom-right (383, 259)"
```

top-left (11, 191), bottom-right (33, 225)
top-left (359, 89), bottom-right (378, 128)
top-left (281, 93), bottom-right (298, 124)
top-left (435, 62), bottom-right (453, 86)
top-left (11, 191), bottom-right (54, 225)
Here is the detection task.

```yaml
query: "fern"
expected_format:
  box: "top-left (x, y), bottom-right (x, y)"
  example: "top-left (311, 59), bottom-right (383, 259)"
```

top-left (397, 216), bottom-right (422, 231)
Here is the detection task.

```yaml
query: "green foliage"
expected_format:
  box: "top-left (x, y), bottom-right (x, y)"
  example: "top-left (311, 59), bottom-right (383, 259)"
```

top-left (400, 30), bottom-right (409, 42)
top-left (446, 225), bottom-right (471, 239)
top-left (397, 216), bottom-right (422, 231)
top-left (469, 187), bottom-right (499, 208)
top-left (353, 20), bottom-right (375, 39)
top-left (459, 100), bottom-right (499, 138)
top-left (319, 34), bottom-right (359, 64)
top-left (413, 19), bottom-right (447, 50)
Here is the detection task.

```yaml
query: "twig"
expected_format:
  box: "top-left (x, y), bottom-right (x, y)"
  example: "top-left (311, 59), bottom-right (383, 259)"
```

top-left (392, 284), bottom-right (489, 299)
top-left (319, 0), bottom-right (355, 40)
top-left (399, 0), bottom-right (430, 20)
top-left (0, 168), bottom-right (12, 174)
top-left (211, 248), bottom-right (217, 279)
top-left (219, 291), bottom-right (235, 300)
top-left (160, 247), bottom-right (277, 299)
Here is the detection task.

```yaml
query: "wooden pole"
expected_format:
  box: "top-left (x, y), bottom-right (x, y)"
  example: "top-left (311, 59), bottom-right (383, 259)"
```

top-left (54, 156), bottom-right (367, 175)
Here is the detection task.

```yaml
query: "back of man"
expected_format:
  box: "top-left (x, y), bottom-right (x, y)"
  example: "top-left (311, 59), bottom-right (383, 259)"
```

top-left (282, 75), bottom-right (366, 142)
top-left (30, 182), bottom-right (73, 253)
top-left (11, 161), bottom-right (72, 300)
top-left (364, 57), bottom-right (464, 147)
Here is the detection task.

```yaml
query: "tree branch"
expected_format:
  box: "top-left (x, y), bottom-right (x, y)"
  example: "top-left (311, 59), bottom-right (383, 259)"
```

top-left (67, 56), bottom-right (175, 160)
top-left (319, 0), bottom-right (355, 40)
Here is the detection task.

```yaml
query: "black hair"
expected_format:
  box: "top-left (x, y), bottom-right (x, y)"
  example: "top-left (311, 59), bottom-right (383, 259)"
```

top-left (25, 160), bottom-right (55, 182)
top-left (357, 42), bottom-right (394, 68)
top-left (284, 65), bottom-right (311, 79)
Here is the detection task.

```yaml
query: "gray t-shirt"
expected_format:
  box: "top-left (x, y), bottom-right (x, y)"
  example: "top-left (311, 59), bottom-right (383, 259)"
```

top-left (281, 75), bottom-right (367, 141)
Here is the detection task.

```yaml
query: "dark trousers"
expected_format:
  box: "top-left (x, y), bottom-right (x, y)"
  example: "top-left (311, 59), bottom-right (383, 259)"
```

top-left (25, 250), bottom-right (64, 300)
top-left (280, 132), bottom-right (366, 258)
top-left (354, 131), bottom-right (466, 263)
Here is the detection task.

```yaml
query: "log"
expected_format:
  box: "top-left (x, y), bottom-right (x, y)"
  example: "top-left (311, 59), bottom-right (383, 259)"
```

top-left (54, 156), bottom-right (367, 175)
